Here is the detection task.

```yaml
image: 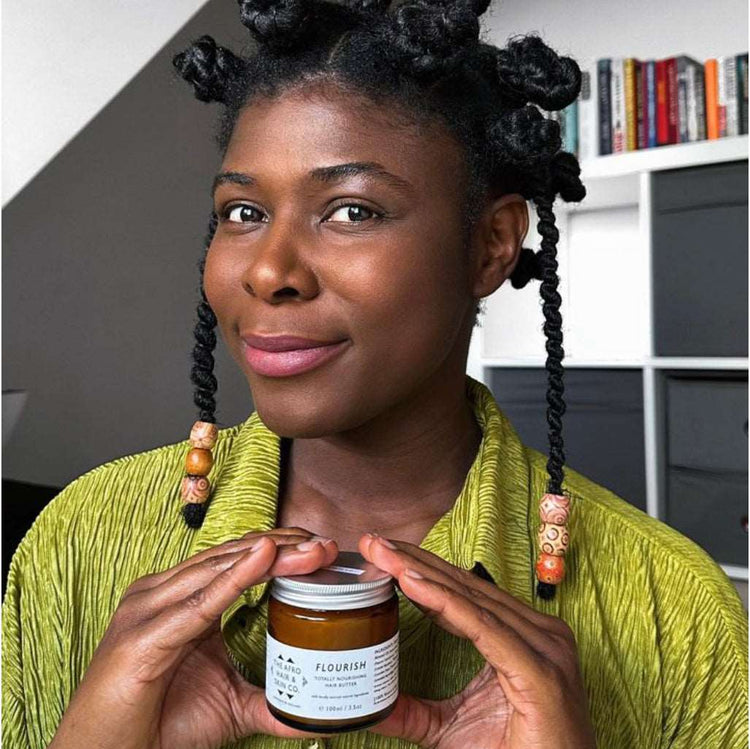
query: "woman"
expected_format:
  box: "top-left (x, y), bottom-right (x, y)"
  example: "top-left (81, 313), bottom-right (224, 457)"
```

top-left (3, 0), bottom-right (747, 747)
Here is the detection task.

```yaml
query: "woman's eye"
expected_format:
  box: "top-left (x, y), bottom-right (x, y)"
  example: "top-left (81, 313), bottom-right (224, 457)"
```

top-left (326, 204), bottom-right (379, 223)
top-left (223, 204), bottom-right (265, 223)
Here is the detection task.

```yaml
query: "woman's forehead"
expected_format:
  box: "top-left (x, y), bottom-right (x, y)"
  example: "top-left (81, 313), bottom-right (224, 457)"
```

top-left (221, 88), bottom-right (467, 190)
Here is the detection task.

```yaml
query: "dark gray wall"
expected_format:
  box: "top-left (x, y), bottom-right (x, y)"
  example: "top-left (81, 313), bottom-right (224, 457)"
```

top-left (3, 0), bottom-right (256, 487)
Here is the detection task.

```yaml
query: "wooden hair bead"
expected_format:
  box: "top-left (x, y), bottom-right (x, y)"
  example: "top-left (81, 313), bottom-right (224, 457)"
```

top-left (539, 493), bottom-right (570, 525)
top-left (181, 475), bottom-right (211, 504)
top-left (190, 421), bottom-right (218, 450)
top-left (536, 553), bottom-right (565, 584)
top-left (185, 447), bottom-right (213, 476)
top-left (538, 522), bottom-right (570, 556)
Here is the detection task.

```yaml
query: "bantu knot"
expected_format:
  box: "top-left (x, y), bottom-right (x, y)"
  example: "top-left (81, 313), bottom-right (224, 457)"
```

top-left (510, 246), bottom-right (543, 289)
top-left (550, 151), bottom-right (587, 203)
top-left (172, 35), bottom-right (244, 104)
top-left (489, 105), bottom-right (562, 167)
top-left (238, 0), bottom-right (311, 50)
top-left (386, 0), bottom-right (480, 80)
top-left (496, 34), bottom-right (582, 111)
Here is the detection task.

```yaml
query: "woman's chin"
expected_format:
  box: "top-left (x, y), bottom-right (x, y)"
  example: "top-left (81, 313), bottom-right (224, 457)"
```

top-left (253, 399), bottom-right (347, 439)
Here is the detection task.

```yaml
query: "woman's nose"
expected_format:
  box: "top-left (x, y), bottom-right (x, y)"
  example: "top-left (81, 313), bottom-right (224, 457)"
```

top-left (240, 217), bottom-right (320, 303)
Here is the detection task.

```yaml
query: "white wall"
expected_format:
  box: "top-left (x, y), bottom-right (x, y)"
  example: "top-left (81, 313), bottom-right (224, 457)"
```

top-left (482, 0), bottom-right (747, 66)
top-left (2, 0), bottom-right (209, 205)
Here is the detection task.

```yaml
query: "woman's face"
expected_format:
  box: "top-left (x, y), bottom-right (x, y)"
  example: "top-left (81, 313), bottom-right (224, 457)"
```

top-left (205, 83), bottom-right (494, 438)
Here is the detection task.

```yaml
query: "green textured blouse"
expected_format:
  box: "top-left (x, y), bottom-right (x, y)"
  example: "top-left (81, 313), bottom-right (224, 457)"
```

top-left (2, 376), bottom-right (748, 749)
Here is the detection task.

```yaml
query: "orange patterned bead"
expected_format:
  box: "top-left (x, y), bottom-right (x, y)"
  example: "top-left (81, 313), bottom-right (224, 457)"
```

top-left (190, 421), bottom-right (218, 450)
top-left (185, 448), bottom-right (213, 476)
top-left (181, 475), bottom-right (211, 504)
top-left (535, 553), bottom-right (565, 584)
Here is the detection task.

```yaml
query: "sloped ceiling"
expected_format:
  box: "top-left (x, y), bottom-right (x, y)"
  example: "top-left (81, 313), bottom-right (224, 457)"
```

top-left (3, 0), bottom-right (210, 205)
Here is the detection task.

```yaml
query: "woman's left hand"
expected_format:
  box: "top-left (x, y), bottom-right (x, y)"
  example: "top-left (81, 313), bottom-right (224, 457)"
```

top-left (359, 534), bottom-right (597, 749)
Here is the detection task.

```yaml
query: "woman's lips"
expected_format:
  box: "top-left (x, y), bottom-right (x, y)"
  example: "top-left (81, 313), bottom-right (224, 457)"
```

top-left (242, 339), bottom-right (349, 377)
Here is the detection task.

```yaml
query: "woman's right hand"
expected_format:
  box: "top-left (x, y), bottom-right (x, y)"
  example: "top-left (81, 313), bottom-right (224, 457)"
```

top-left (48, 528), bottom-right (339, 749)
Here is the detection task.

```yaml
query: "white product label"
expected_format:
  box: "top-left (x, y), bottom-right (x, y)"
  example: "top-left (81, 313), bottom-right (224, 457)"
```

top-left (266, 631), bottom-right (399, 720)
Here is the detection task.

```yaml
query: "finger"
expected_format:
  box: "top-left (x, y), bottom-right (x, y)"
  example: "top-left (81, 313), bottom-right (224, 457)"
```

top-left (360, 534), bottom-right (559, 634)
top-left (395, 567), bottom-right (550, 687)
top-left (125, 529), bottom-right (323, 595)
top-left (266, 537), bottom-right (339, 579)
top-left (139, 537), bottom-right (339, 655)
top-left (132, 537), bottom-right (338, 613)
top-left (235, 688), bottom-right (335, 740)
top-left (366, 693), bottom-right (443, 746)
top-left (368, 536), bottom-right (566, 652)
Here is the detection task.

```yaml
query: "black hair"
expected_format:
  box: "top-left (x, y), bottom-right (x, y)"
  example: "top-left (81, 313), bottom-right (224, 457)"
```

top-left (173, 0), bottom-right (587, 598)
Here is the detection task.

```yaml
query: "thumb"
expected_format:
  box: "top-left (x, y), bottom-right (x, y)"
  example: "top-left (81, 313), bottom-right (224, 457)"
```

top-left (231, 682), bottom-right (331, 740)
top-left (368, 693), bottom-right (443, 747)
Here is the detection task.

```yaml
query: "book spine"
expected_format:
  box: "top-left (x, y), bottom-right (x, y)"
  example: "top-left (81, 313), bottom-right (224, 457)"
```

top-left (577, 69), bottom-right (594, 159)
top-left (725, 55), bottom-right (738, 136)
top-left (612, 59), bottom-right (626, 152)
top-left (637, 60), bottom-right (647, 149)
top-left (656, 59), bottom-right (668, 144)
top-left (694, 60), bottom-right (707, 141)
top-left (565, 100), bottom-right (578, 154)
top-left (557, 108), bottom-right (568, 148)
top-left (677, 56), bottom-right (689, 142)
top-left (647, 60), bottom-right (657, 147)
top-left (598, 59), bottom-right (612, 154)
top-left (625, 58), bottom-right (638, 150)
top-left (718, 56), bottom-right (727, 136)
top-left (666, 57), bottom-right (679, 143)
top-left (705, 58), bottom-right (719, 139)
top-left (739, 53), bottom-right (749, 135)
top-left (686, 63), bottom-right (697, 141)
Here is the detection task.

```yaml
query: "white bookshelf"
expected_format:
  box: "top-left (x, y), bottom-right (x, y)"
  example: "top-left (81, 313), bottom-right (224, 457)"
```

top-left (467, 134), bottom-right (749, 582)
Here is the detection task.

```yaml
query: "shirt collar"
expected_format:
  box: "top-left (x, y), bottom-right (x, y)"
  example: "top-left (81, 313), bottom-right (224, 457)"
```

top-left (419, 376), bottom-right (535, 604)
top-left (187, 375), bottom-right (536, 629)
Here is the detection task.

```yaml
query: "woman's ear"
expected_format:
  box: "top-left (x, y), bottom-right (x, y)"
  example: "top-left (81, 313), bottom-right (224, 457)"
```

top-left (470, 194), bottom-right (529, 298)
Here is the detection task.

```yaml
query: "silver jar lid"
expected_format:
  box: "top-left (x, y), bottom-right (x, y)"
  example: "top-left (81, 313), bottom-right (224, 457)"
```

top-left (270, 550), bottom-right (395, 610)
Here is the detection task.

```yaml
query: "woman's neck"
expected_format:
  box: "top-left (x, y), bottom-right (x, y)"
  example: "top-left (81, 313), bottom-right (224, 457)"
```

top-left (276, 378), bottom-right (484, 550)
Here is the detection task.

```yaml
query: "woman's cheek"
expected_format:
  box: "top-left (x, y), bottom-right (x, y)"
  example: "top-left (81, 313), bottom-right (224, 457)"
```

top-left (202, 244), bottom-right (247, 362)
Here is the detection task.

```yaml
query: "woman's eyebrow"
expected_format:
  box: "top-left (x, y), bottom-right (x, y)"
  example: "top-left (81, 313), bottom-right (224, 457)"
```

top-left (211, 161), bottom-right (414, 197)
top-left (309, 162), bottom-right (414, 193)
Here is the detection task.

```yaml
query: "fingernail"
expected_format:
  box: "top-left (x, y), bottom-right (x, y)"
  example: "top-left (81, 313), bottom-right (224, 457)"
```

top-left (233, 545), bottom-right (260, 563)
top-left (405, 568), bottom-right (424, 579)
top-left (378, 537), bottom-right (397, 550)
top-left (310, 535), bottom-right (333, 545)
top-left (296, 540), bottom-right (323, 552)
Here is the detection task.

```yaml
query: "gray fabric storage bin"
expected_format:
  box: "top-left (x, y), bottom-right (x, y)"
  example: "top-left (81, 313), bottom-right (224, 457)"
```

top-left (652, 160), bottom-right (748, 357)
top-left (666, 467), bottom-right (748, 566)
top-left (488, 368), bottom-right (646, 510)
top-left (664, 372), bottom-right (748, 566)
top-left (666, 375), bottom-right (748, 473)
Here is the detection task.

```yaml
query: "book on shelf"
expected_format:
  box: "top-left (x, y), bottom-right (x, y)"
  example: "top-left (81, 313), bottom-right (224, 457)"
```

top-left (548, 51), bottom-right (748, 161)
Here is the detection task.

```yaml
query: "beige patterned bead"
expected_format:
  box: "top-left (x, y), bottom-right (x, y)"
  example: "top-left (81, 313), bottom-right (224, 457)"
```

top-left (181, 475), bottom-right (211, 504)
top-left (539, 493), bottom-right (571, 525)
top-left (185, 447), bottom-right (213, 476)
top-left (190, 421), bottom-right (218, 450)
top-left (538, 522), bottom-right (570, 556)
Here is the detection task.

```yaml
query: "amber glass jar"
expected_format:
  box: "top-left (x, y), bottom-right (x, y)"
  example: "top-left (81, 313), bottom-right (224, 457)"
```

top-left (266, 551), bottom-right (399, 733)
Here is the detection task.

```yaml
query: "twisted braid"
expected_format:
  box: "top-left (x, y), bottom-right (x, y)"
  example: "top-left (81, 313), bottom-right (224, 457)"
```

top-left (182, 213), bottom-right (220, 529)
